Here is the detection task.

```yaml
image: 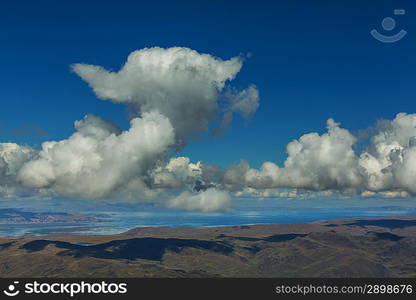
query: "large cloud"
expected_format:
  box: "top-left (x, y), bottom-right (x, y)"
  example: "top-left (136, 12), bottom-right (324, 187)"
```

top-left (18, 112), bottom-right (174, 198)
top-left (8, 47), bottom-right (257, 207)
top-left (72, 47), bottom-right (258, 145)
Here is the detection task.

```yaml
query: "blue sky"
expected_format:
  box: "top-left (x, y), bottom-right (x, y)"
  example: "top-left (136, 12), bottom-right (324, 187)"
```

top-left (1, 0), bottom-right (415, 170)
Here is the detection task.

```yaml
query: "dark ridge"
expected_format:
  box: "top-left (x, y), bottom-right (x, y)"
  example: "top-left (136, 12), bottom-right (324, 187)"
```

top-left (243, 245), bottom-right (262, 254)
top-left (264, 234), bottom-right (307, 242)
top-left (233, 236), bottom-right (260, 242)
top-left (345, 219), bottom-right (416, 229)
top-left (371, 232), bottom-right (404, 241)
top-left (233, 233), bottom-right (307, 243)
top-left (20, 238), bottom-right (234, 261)
top-left (0, 242), bottom-right (14, 250)
top-left (72, 242), bottom-right (93, 246)
top-left (20, 240), bottom-right (79, 252)
top-left (325, 224), bottom-right (339, 227)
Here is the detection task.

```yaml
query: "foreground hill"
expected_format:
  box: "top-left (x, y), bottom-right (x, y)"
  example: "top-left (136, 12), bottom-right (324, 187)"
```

top-left (1, 217), bottom-right (416, 277)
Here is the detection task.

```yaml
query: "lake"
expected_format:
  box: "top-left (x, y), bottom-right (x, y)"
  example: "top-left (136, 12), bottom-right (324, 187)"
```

top-left (1, 197), bottom-right (416, 236)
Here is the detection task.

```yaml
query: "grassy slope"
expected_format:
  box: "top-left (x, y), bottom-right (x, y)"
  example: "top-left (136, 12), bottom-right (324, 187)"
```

top-left (1, 217), bottom-right (416, 278)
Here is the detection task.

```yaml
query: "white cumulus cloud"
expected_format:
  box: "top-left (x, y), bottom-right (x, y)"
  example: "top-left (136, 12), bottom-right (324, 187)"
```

top-left (1, 47), bottom-right (258, 210)
top-left (224, 119), bottom-right (362, 191)
top-left (222, 113), bottom-right (416, 197)
top-left (72, 47), bottom-right (256, 145)
top-left (18, 112), bottom-right (174, 198)
top-left (359, 113), bottom-right (416, 195)
top-left (168, 188), bottom-right (232, 212)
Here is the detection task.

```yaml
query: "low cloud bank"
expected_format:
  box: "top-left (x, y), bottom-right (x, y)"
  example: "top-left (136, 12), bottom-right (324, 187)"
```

top-left (168, 188), bottom-right (232, 213)
top-left (154, 113), bottom-right (416, 199)
top-left (224, 113), bottom-right (416, 196)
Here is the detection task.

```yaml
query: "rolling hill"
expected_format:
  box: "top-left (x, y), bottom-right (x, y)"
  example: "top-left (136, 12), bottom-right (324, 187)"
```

top-left (1, 217), bottom-right (416, 277)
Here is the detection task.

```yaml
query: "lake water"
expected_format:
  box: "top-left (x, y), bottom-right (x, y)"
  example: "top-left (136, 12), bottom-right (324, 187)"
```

top-left (1, 197), bottom-right (416, 236)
